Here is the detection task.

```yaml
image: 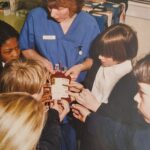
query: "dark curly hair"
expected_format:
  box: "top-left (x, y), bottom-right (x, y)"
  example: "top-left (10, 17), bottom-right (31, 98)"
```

top-left (0, 20), bottom-right (19, 47)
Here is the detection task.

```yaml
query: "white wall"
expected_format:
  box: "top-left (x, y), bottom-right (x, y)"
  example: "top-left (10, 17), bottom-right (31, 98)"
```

top-left (125, 1), bottom-right (150, 59)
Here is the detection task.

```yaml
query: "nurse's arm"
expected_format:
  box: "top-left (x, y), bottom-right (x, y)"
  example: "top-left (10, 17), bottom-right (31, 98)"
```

top-left (22, 49), bottom-right (54, 73)
top-left (80, 58), bottom-right (93, 71)
top-left (65, 58), bottom-right (93, 80)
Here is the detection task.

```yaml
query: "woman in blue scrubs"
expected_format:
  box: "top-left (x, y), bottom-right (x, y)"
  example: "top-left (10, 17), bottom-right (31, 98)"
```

top-left (19, 0), bottom-right (100, 150)
top-left (19, 0), bottom-right (100, 82)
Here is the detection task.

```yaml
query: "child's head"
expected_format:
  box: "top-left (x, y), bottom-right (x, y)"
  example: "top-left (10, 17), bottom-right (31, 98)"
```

top-left (0, 92), bottom-right (46, 150)
top-left (0, 21), bottom-right (20, 63)
top-left (0, 59), bottom-right (49, 101)
top-left (91, 23), bottom-right (138, 66)
top-left (134, 53), bottom-right (150, 123)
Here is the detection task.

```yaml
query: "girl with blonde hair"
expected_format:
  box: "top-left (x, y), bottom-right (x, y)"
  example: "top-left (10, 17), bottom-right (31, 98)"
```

top-left (0, 59), bottom-right (70, 150)
top-left (0, 92), bottom-right (46, 150)
top-left (0, 59), bottom-right (48, 100)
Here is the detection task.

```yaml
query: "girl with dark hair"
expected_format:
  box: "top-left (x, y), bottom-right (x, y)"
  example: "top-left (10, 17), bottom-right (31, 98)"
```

top-left (69, 23), bottom-right (140, 150)
top-left (0, 20), bottom-right (21, 72)
top-left (132, 53), bottom-right (150, 150)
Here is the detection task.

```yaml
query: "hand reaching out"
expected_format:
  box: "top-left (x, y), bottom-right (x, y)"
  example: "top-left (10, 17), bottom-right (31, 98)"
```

top-left (50, 100), bottom-right (70, 122)
top-left (65, 64), bottom-right (83, 81)
top-left (50, 100), bottom-right (62, 114)
top-left (71, 104), bottom-right (91, 122)
top-left (42, 59), bottom-right (54, 74)
top-left (69, 89), bottom-right (101, 112)
top-left (68, 81), bottom-right (84, 102)
top-left (69, 81), bottom-right (84, 93)
top-left (58, 100), bottom-right (70, 122)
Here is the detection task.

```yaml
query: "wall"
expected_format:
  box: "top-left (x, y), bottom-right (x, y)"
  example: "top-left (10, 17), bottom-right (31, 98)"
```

top-left (126, 1), bottom-right (150, 59)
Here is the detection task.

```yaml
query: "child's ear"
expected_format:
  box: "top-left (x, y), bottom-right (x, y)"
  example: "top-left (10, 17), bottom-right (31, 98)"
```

top-left (32, 87), bottom-right (44, 101)
top-left (32, 93), bottom-right (41, 101)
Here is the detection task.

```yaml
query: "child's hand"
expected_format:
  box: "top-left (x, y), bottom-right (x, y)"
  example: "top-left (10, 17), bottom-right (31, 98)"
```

top-left (71, 104), bottom-right (91, 122)
top-left (68, 81), bottom-right (84, 93)
top-left (50, 100), bottom-right (62, 114)
top-left (67, 81), bottom-right (84, 102)
top-left (74, 89), bottom-right (101, 112)
top-left (58, 100), bottom-right (70, 122)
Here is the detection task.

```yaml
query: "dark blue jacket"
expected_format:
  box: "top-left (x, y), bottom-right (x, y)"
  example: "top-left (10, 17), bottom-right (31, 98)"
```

top-left (81, 58), bottom-right (143, 150)
top-left (37, 109), bottom-right (61, 150)
top-left (131, 118), bottom-right (150, 150)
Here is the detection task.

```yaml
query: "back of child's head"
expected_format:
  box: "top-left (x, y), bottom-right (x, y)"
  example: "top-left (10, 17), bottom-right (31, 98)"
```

top-left (0, 59), bottom-right (49, 95)
top-left (0, 20), bottom-right (19, 47)
top-left (90, 23), bottom-right (138, 62)
top-left (0, 92), bottom-right (46, 150)
top-left (134, 53), bottom-right (150, 84)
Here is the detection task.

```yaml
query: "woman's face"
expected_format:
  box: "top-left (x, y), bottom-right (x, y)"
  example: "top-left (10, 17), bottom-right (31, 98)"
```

top-left (134, 83), bottom-right (150, 124)
top-left (50, 7), bottom-right (70, 22)
top-left (98, 55), bottom-right (119, 67)
top-left (0, 37), bottom-right (20, 63)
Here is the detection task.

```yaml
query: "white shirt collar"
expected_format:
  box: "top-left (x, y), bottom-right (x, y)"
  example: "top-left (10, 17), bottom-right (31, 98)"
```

top-left (92, 60), bottom-right (132, 103)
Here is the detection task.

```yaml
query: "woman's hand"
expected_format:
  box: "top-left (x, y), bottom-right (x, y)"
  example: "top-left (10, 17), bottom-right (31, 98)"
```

top-left (22, 49), bottom-right (54, 73)
top-left (65, 64), bottom-right (84, 81)
top-left (42, 59), bottom-right (54, 74)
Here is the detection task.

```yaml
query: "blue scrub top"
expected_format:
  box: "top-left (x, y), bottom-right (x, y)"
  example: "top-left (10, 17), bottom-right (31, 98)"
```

top-left (19, 7), bottom-right (100, 82)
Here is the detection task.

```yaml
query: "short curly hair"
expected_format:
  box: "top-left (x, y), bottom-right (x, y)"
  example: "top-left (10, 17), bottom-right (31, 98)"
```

top-left (0, 20), bottom-right (19, 47)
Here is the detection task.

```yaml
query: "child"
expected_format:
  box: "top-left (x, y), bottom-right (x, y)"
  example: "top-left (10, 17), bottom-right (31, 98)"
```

top-left (0, 92), bottom-right (46, 150)
top-left (0, 59), bottom-right (70, 150)
top-left (132, 53), bottom-right (150, 150)
top-left (71, 52), bottom-right (150, 150)
top-left (72, 23), bottom-right (139, 122)
top-left (134, 53), bottom-right (150, 122)
top-left (70, 23), bottom-right (140, 150)
top-left (0, 20), bottom-right (21, 72)
top-left (0, 59), bottom-right (48, 100)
